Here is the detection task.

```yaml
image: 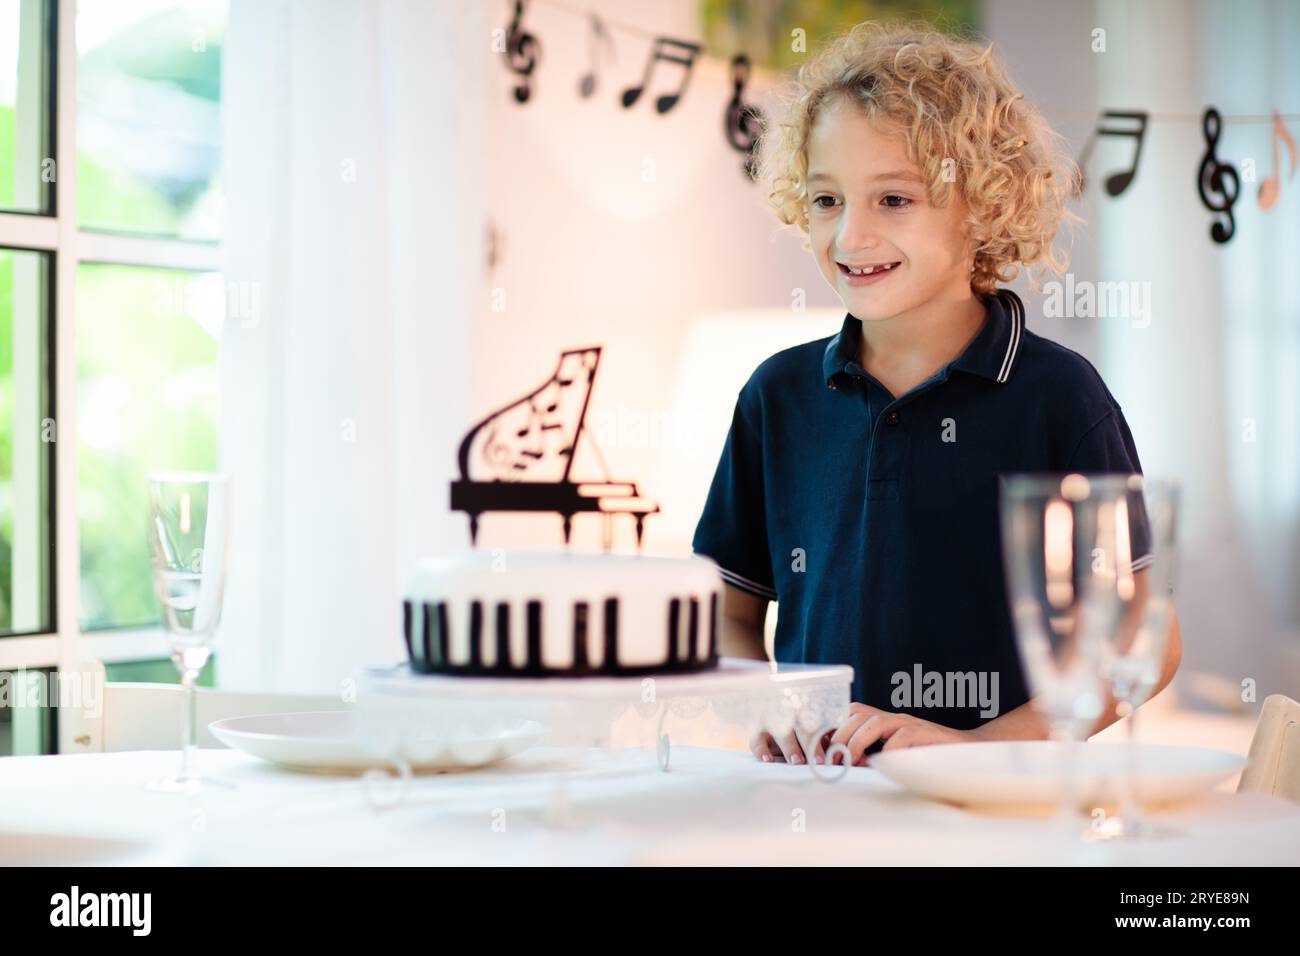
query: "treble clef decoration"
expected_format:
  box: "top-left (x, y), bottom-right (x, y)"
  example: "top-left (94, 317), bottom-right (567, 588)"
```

top-left (724, 54), bottom-right (766, 181)
top-left (504, 0), bottom-right (541, 105)
top-left (1197, 107), bottom-right (1240, 244)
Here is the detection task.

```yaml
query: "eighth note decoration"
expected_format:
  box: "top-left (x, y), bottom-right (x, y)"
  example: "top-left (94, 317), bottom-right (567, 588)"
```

top-left (1076, 110), bottom-right (1148, 197)
top-left (620, 36), bottom-right (701, 115)
top-left (449, 347), bottom-right (660, 549)
top-left (1257, 109), bottom-right (1298, 211)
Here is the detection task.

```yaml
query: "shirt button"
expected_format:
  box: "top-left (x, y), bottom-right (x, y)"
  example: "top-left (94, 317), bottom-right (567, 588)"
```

top-left (887, 411), bottom-right (900, 426)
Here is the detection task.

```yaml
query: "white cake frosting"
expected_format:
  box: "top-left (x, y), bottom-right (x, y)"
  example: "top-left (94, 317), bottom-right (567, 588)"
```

top-left (403, 549), bottom-right (723, 676)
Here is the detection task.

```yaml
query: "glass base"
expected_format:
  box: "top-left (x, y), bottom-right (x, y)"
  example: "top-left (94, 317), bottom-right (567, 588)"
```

top-left (145, 774), bottom-right (202, 794)
top-left (1088, 813), bottom-right (1181, 841)
top-left (145, 773), bottom-right (237, 794)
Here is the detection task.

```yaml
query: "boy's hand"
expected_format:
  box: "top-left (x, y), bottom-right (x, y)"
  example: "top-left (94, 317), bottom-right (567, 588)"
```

top-left (825, 702), bottom-right (979, 766)
top-left (749, 703), bottom-right (980, 765)
top-left (749, 726), bottom-right (832, 765)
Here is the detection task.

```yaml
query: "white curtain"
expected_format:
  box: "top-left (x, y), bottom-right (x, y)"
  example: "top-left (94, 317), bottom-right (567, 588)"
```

top-left (1097, 0), bottom-right (1300, 695)
top-left (216, 0), bottom-right (486, 692)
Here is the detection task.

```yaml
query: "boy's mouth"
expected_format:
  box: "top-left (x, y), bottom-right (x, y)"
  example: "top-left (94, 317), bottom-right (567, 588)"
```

top-left (837, 260), bottom-right (901, 285)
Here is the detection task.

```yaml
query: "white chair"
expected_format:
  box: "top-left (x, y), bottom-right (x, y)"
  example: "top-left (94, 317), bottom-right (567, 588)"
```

top-left (1237, 694), bottom-right (1300, 804)
top-left (66, 659), bottom-right (348, 753)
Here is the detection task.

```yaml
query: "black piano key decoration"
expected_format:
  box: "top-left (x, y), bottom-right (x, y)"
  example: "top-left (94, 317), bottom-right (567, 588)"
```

top-left (687, 596), bottom-right (699, 662)
top-left (526, 599), bottom-right (544, 668)
top-left (495, 601), bottom-right (511, 670)
top-left (667, 597), bottom-right (681, 664)
top-left (434, 602), bottom-right (450, 667)
top-left (603, 596), bottom-right (619, 670)
top-left (401, 590), bottom-right (720, 676)
top-left (468, 600), bottom-right (484, 669)
top-left (421, 602), bottom-right (434, 668)
top-left (450, 346), bottom-right (661, 549)
top-left (573, 600), bottom-right (590, 669)
top-left (708, 591), bottom-right (718, 656)
top-left (401, 599), bottom-right (414, 664)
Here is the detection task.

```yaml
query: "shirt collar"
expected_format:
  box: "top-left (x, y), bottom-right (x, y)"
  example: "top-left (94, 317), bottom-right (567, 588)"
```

top-left (822, 288), bottom-right (1025, 389)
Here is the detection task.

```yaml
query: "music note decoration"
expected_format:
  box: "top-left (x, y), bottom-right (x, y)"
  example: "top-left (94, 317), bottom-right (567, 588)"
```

top-left (1076, 110), bottom-right (1149, 198)
top-left (504, 0), bottom-right (541, 105)
top-left (725, 54), bottom-right (766, 180)
top-left (1258, 109), bottom-right (1298, 211)
top-left (490, 2), bottom-right (1296, 238)
top-left (621, 36), bottom-right (702, 115)
top-left (577, 13), bottom-right (615, 98)
top-left (1197, 107), bottom-right (1240, 244)
top-left (450, 347), bottom-right (660, 549)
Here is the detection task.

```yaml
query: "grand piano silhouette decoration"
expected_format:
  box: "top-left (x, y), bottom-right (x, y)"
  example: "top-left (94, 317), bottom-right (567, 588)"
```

top-left (450, 346), bottom-right (660, 549)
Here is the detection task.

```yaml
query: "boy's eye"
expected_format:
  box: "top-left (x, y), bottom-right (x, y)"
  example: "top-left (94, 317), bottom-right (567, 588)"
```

top-left (812, 194), bottom-right (912, 210)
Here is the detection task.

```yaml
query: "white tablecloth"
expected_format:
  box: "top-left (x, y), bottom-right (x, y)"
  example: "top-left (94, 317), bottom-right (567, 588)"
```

top-left (3, 746), bottom-right (1299, 865)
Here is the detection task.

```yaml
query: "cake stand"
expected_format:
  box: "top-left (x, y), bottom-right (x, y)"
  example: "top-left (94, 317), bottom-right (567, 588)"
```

top-left (352, 658), bottom-right (855, 809)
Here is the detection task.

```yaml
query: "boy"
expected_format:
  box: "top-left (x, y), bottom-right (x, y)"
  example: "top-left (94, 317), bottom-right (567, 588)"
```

top-left (691, 21), bottom-right (1181, 766)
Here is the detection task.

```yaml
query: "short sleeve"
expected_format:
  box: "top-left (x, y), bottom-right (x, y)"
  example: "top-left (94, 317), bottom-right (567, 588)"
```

top-left (1065, 406), bottom-right (1152, 571)
top-left (691, 394), bottom-right (778, 601)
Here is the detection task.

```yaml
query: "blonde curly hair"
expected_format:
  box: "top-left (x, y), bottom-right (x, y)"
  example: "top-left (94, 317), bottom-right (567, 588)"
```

top-left (759, 19), bottom-right (1081, 295)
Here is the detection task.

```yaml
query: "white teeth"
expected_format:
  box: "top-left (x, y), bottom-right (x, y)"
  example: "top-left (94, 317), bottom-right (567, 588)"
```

top-left (845, 262), bottom-right (897, 275)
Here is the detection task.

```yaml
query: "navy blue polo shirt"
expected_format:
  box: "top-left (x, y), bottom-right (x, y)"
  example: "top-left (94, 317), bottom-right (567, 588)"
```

top-left (691, 288), bottom-right (1148, 730)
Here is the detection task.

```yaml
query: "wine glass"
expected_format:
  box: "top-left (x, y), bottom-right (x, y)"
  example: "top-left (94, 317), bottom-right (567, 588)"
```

top-left (144, 472), bottom-right (232, 794)
top-left (999, 473), bottom-right (1137, 841)
top-left (1093, 477), bottom-right (1181, 839)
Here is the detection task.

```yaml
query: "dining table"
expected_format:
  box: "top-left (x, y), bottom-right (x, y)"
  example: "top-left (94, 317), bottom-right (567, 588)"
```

top-left (3, 742), bottom-right (1299, 866)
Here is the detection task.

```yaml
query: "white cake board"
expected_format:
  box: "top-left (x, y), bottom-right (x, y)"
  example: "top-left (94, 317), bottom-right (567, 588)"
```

top-left (352, 658), bottom-right (856, 802)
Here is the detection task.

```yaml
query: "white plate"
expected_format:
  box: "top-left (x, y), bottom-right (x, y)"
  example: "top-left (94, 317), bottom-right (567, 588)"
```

top-left (209, 711), bottom-right (545, 774)
top-left (868, 741), bottom-right (1247, 810)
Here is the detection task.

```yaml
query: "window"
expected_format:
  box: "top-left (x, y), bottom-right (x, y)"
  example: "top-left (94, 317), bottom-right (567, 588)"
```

top-left (0, 0), bottom-right (228, 751)
top-left (0, 667), bottom-right (57, 755)
top-left (78, 264), bottom-right (220, 630)
top-left (77, 0), bottom-right (225, 238)
top-left (0, 0), bottom-right (54, 215)
top-left (0, 247), bottom-right (52, 636)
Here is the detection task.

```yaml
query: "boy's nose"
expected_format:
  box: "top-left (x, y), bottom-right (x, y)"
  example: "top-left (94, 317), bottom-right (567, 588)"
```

top-left (837, 214), bottom-right (887, 253)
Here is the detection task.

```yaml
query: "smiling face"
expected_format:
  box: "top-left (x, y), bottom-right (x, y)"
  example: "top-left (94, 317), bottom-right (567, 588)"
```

top-left (806, 97), bottom-right (976, 322)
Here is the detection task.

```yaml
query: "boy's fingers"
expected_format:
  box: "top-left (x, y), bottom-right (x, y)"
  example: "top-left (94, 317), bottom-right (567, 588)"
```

top-left (880, 725), bottom-right (923, 750)
top-left (812, 729), bottom-right (834, 763)
top-left (847, 715), bottom-right (896, 764)
top-left (750, 730), bottom-right (779, 762)
top-left (801, 728), bottom-right (830, 764)
top-left (774, 728), bottom-right (806, 764)
top-left (828, 714), bottom-right (870, 757)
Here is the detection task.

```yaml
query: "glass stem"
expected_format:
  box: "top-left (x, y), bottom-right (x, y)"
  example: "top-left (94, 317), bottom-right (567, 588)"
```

top-left (181, 668), bottom-right (198, 781)
top-left (1053, 724), bottom-right (1082, 840)
top-left (1118, 694), bottom-right (1142, 834)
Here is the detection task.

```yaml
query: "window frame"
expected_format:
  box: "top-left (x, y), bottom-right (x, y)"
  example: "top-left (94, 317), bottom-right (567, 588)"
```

top-left (0, 0), bottom-right (222, 753)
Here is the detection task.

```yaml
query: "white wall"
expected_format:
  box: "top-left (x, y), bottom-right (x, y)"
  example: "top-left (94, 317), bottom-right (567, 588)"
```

top-left (994, 0), bottom-right (1300, 702)
top-left (471, 0), bottom-right (1300, 700)
top-left (218, 0), bottom-right (487, 691)
top-left (472, 0), bottom-right (839, 555)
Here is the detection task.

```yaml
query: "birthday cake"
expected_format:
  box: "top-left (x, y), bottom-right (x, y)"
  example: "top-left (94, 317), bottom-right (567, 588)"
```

top-left (402, 550), bottom-right (723, 676)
